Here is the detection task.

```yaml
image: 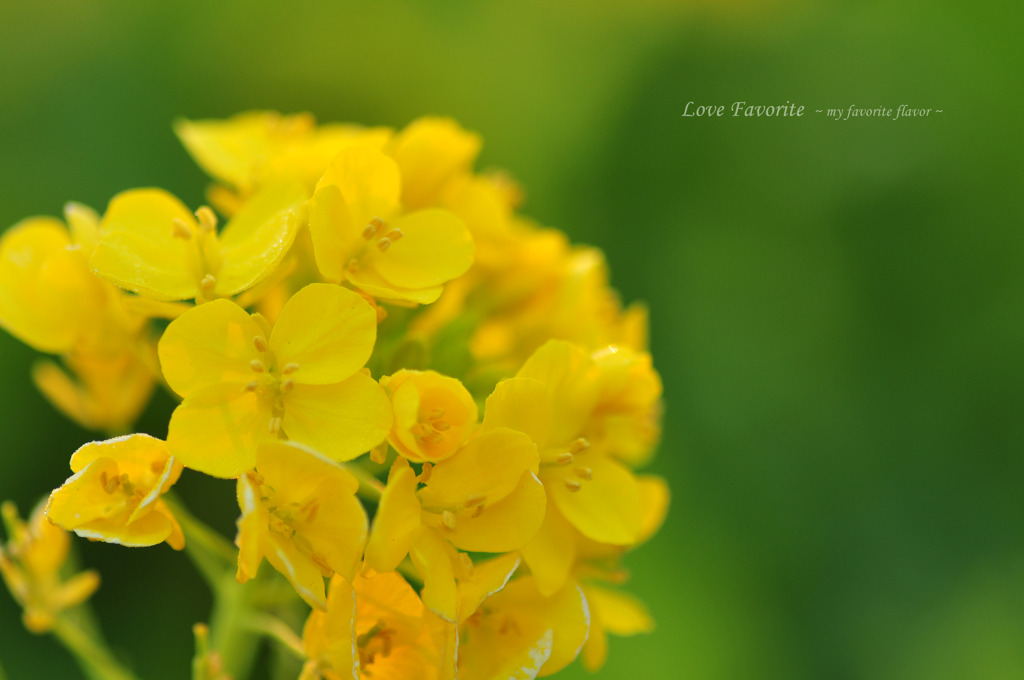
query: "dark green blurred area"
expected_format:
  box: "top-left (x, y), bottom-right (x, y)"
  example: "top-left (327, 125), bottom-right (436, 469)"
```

top-left (2, 1), bottom-right (1022, 678)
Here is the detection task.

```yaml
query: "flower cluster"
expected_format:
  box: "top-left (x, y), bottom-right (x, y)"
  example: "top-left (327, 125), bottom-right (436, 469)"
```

top-left (0, 111), bottom-right (666, 679)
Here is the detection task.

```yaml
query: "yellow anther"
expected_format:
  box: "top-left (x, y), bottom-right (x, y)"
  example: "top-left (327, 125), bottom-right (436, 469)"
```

top-left (385, 228), bottom-right (404, 242)
top-left (428, 408), bottom-right (445, 420)
top-left (363, 217), bottom-right (386, 240)
top-left (253, 336), bottom-right (268, 353)
top-left (376, 237), bottom-right (392, 252)
top-left (243, 380), bottom-right (258, 392)
top-left (102, 472), bottom-right (121, 494)
top-left (569, 438), bottom-right (590, 454)
top-left (201, 274), bottom-right (217, 296)
top-left (369, 443), bottom-right (387, 465)
top-left (268, 417), bottom-right (282, 434)
top-left (346, 258), bottom-right (360, 272)
top-left (459, 552), bottom-right (474, 576)
top-left (282, 363), bottom-right (299, 375)
top-left (418, 462), bottom-right (433, 484)
top-left (171, 218), bottom-right (192, 240)
top-left (442, 510), bottom-right (457, 531)
top-left (432, 421), bottom-right (450, 432)
top-left (464, 494), bottom-right (486, 508)
top-left (195, 206), bottom-right (218, 233)
top-left (574, 467), bottom-right (593, 481)
top-left (555, 452), bottom-right (574, 465)
top-left (250, 360), bottom-right (265, 373)
top-left (472, 505), bottom-right (484, 518)
top-left (564, 480), bottom-right (582, 493)
top-left (281, 379), bottom-right (294, 394)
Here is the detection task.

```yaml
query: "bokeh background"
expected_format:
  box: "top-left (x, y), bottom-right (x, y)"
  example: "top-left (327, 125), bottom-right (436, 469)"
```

top-left (2, 0), bottom-right (1022, 678)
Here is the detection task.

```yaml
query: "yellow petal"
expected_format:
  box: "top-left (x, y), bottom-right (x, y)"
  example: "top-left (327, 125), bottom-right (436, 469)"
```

top-left (636, 474), bottom-right (670, 546)
top-left (269, 284), bottom-right (377, 385)
top-left (580, 613), bottom-right (607, 672)
top-left (302, 574), bottom-right (358, 678)
top-left (159, 298), bottom-right (264, 397)
top-left (352, 570), bottom-right (423, 634)
top-left (545, 455), bottom-right (643, 546)
top-left (281, 372), bottom-right (392, 462)
top-left (64, 202), bottom-right (101, 254)
top-left (256, 440), bottom-right (359, 501)
top-left (369, 209), bottom-right (473, 290)
top-left (235, 475), bottom-right (267, 581)
top-left (520, 504), bottom-right (576, 597)
top-left (365, 458), bottom-right (421, 573)
top-left (409, 528), bottom-right (457, 622)
top-left (167, 385), bottom-right (274, 478)
top-left (417, 429), bottom-right (539, 510)
top-left (516, 341), bottom-right (600, 446)
top-left (443, 472), bottom-right (546, 554)
top-left (215, 182), bottom-right (307, 296)
top-left (47, 457), bottom-right (125, 528)
top-left (345, 262), bottom-right (444, 305)
top-left (480, 378), bottom-right (551, 449)
top-left (174, 111), bottom-right (291, 191)
top-left (72, 509), bottom-right (176, 548)
top-left (389, 118), bottom-right (481, 209)
top-left (458, 620), bottom-right (552, 680)
top-left (0, 218), bottom-right (96, 353)
top-left (266, 532), bottom-right (328, 610)
top-left (583, 584), bottom-right (654, 636)
top-left (308, 184), bottom-right (355, 283)
top-left (457, 552), bottom-right (520, 624)
top-left (316, 145), bottom-right (400, 228)
top-left (91, 188), bottom-right (200, 300)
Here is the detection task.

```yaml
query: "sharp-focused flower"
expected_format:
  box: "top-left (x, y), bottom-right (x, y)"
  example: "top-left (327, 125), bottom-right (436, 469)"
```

top-left (90, 183), bottom-right (307, 303)
top-left (365, 399), bottom-right (544, 621)
top-left (46, 433), bottom-right (184, 550)
top-left (307, 145), bottom-right (474, 304)
top-left (457, 576), bottom-right (590, 680)
top-left (381, 369), bottom-right (478, 463)
top-left (0, 501), bottom-right (100, 634)
top-left (236, 441), bottom-right (367, 610)
top-left (300, 570), bottom-right (444, 680)
top-left (158, 282), bottom-right (392, 478)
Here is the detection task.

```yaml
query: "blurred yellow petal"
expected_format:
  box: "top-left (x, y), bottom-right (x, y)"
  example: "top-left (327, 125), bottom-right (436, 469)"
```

top-left (480, 377), bottom-right (552, 449)
top-left (158, 298), bottom-right (264, 397)
top-left (91, 188), bottom-right (200, 300)
top-left (215, 181), bottom-right (307, 296)
top-left (417, 429), bottom-right (539, 510)
top-left (545, 455), bottom-right (643, 546)
top-left (520, 505), bottom-right (576, 597)
top-left (63, 202), bottom-right (101, 255)
top-left (583, 584), bottom-right (654, 636)
top-left (444, 471), bottom-right (546, 554)
top-left (580, 613), bottom-right (607, 672)
top-left (409, 528), bottom-right (457, 622)
top-left (282, 372), bottom-right (392, 462)
top-left (255, 440), bottom-right (359, 501)
top-left (636, 474), bottom-right (670, 546)
top-left (389, 118), bottom-right (481, 209)
top-left (0, 218), bottom-right (96, 353)
top-left (365, 458), bottom-right (421, 573)
top-left (370, 209), bottom-right (473, 290)
top-left (269, 284), bottom-right (377, 385)
top-left (303, 573), bottom-right (358, 678)
top-left (316, 145), bottom-right (400, 228)
top-left (174, 111), bottom-right (292, 191)
top-left (168, 385), bottom-right (274, 478)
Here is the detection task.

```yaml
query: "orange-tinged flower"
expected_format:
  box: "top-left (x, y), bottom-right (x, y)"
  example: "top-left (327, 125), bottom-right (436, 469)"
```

top-left (236, 441), bottom-right (367, 610)
top-left (301, 570), bottom-right (445, 680)
top-left (0, 501), bottom-right (100, 634)
top-left (307, 145), bottom-right (474, 305)
top-left (46, 434), bottom-right (184, 550)
top-left (90, 183), bottom-right (306, 303)
top-left (158, 283), bottom-right (392, 478)
top-left (381, 370), bottom-right (478, 463)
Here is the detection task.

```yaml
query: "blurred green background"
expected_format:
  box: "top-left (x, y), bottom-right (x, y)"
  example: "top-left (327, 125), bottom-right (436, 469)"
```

top-left (2, 0), bottom-right (1023, 678)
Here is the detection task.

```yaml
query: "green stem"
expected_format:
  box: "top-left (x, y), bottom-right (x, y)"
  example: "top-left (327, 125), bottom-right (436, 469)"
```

top-left (242, 614), bottom-right (305, 660)
top-left (162, 493), bottom-right (235, 586)
top-left (51, 615), bottom-right (139, 680)
top-left (207, 574), bottom-right (262, 680)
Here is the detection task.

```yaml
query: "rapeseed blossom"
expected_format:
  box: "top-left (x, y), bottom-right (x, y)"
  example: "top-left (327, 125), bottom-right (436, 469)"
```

top-left (0, 111), bottom-right (668, 680)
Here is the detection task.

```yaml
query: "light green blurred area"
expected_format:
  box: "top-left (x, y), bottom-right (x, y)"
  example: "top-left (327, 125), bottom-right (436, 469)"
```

top-left (1, 1), bottom-right (1022, 678)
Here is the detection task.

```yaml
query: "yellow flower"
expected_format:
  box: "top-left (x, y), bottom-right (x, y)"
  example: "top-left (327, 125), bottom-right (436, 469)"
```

top-left (301, 570), bottom-right (444, 680)
top-left (90, 183), bottom-right (307, 303)
top-left (175, 111), bottom-right (392, 210)
top-left (0, 212), bottom-right (106, 354)
top-left (578, 584), bottom-right (654, 672)
top-left (364, 419), bottom-right (544, 621)
top-left (158, 283), bottom-right (392, 478)
top-left (386, 117), bottom-right (482, 210)
top-left (307, 145), bottom-right (474, 304)
top-left (0, 501), bottom-right (100, 633)
top-left (235, 441), bottom-right (367, 610)
top-left (589, 345), bottom-right (663, 466)
top-left (46, 434), bottom-right (184, 550)
top-left (456, 576), bottom-right (590, 680)
top-left (381, 370), bottom-right (478, 463)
